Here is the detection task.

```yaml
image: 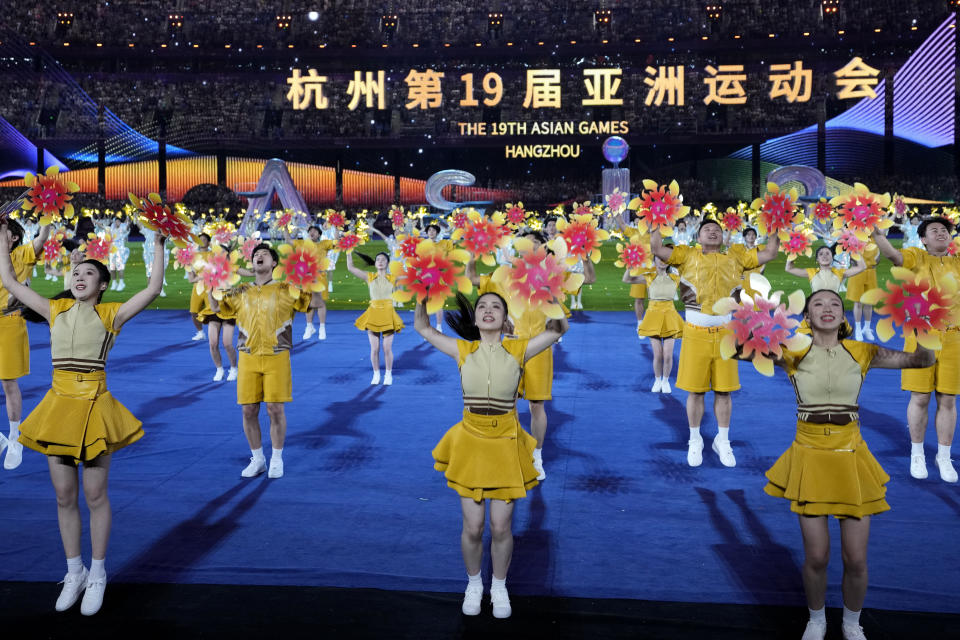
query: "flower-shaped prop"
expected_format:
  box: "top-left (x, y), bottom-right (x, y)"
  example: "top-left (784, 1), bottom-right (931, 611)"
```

top-left (491, 237), bottom-right (584, 319)
top-left (272, 209), bottom-right (294, 232)
top-left (448, 209), bottom-right (469, 230)
top-left (503, 202), bottom-right (529, 229)
top-left (83, 233), bottom-right (114, 264)
top-left (336, 231), bottom-right (365, 253)
top-left (891, 193), bottom-right (908, 219)
top-left (395, 233), bottom-right (422, 260)
top-left (43, 236), bottom-right (66, 265)
top-left (240, 236), bottom-right (260, 263)
top-left (948, 237), bottom-right (960, 257)
top-left (834, 229), bottom-right (870, 262)
top-left (390, 239), bottom-right (472, 314)
top-left (128, 192), bottom-right (196, 248)
top-left (779, 221), bottom-right (817, 260)
top-left (556, 213), bottom-right (609, 265)
top-left (627, 179), bottom-right (690, 235)
top-left (21, 166), bottom-right (80, 225)
top-left (860, 267), bottom-right (958, 349)
top-left (615, 233), bottom-right (650, 276)
top-left (811, 198), bottom-right (834, 224)
top-left (173, 245), bottom-right (198, 271)
top-left (751, 182), bottom-right (801, 236)
top-left (273, 243), bottom-right (330, 299)
top-left (204, 220), bottom-right (237, 246)
top-left (193, 247), bottom-right (241, 300)
top-left (388, 206), bottom-right (405, 229)
top-left (714, 273), bottom-right (810, 377)
top-left (830, 183), bottom-right (892, 236)
top-left (452, 210), bottom-right (511, 266)
top-left (571, 201), bottom-right (592, 217)
top-left (605, 188), bottom-right (628, 215)
top-left (326, 209), bottom-right (347, 229)
top-left (720, 207), bottom-right (745, 233)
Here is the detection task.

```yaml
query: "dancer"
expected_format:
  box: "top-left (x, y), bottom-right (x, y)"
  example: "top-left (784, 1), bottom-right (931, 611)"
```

top-left (346, 250), bottom-right (404, 385)
top-left (210, 243), bottom-right (310, 479)
top-left (423, 223), bottom-right (451, 331)
top-left (108, 215), bottom-right (131, 291)
top-left (785, 245), bottom-right (864, 293)
top-left (416, 292), bottom-right (567, 619)
top-left (0, 219), bottom-right (49, 470)
top-left (198, 293), bottom-right (238, 382)
top-left (871, 218), bottom-right (960, 482)
top-left (736, 227), bottom-right (766, 298)
top-left (0, 223), bottom-right (165, 615)
top-left (846, 242), bottom-right (879, 341)
top-left (291, 225), bottom-right (332, 340)
top-left (623, 255), bottom-right (683, 393)
top-left (140, 226), bottom-right (169, 297)
top-left (650, 218), bottom-right (780, 467)
top-left (754, 289), bottom-right (934, 640)
top-left (187, 232), bottom-right (212, 341)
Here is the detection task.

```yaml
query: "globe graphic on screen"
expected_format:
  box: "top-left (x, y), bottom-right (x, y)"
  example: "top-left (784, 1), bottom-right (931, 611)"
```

top-left (602, 136), bottom-right (629, 166)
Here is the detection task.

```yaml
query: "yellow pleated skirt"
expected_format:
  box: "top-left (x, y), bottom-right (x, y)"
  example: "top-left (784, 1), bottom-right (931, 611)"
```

top-left (0, 313), bottom-right (30, 379)
top-left (432, 410), bottom-right (540, 502)
top-left (764, 420), bottom-right (889, 519)
top-left (845, 269), bottom-right (878, 302)
top-left (354, 299), bottom-right (404, 333)
top-left (19, 370), bottom-right (143, 464)
top-left (638, 300), bottom-right (684, 338)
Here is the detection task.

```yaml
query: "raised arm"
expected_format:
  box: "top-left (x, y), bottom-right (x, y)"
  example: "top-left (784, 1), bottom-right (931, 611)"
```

top-left (524, 316), bottom-right (568, 362)
top-left (756, 235), bottom-right (780, 265)
top-left (870, 344), bottom-right (936, 370)
top-left (344, 252), bottom-right (369, 280)
top-left (649, 228), bottom-right (674, 262)
top-left (622, 269), bottom-right (645, 284)
top-left (465, 256), bottom-right (481, 286)
top-left (871, 228), bottom-right (903, 266)
top-left (842, 257), bottom-right (865, 279)
top-left (31, 224), bottom-right (51, 255)
top-left (414, 301), bottom-right (459, 358)
top-left (0, 223), bottom-right (50, 321)
top-left (783, 258), bottom-right (808, 278)
top-left (113, 233), bottom-right (165, 329)
top-left (368, 226), bottom-right (389, 242)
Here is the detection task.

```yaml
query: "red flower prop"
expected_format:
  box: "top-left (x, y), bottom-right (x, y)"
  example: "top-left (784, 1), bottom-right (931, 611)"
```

top-left (714, 274), bottom-right (810, 377)
top-left (336, 231), bottom-right (365, 253)
top-left (22, 166), bottom-right (80, 225)
top-left (273, 244), bottom-right (329, 298)
top-left (452, 210), bottom-right (511, 266)
top-left (892, 194), bottom-right (908, 218)
top-left (128, 192), bottom-right (196, 248)
top-left (778, 223), bottom-right (817, 259)
top-left (831, 183), bottom-right (892, 236)
top-left (834, 229), bottom-right (870, 261)
top-left (720, 208), bottom-right (744, 233)
top-left (504, 202), bottom-right (528, 229)
top-left (173, 245), bottom-right (198, 270)
top-left (572, 202), bottom-right (593, 217)
top-left (390, 240), bottom-right (472, 314)
top-left (605, 189), bottom-right (627, 215)
top-left (449, 210), bottom-right (469, 230)
top-left (43, 237), bottom-right (65, 264)
top-left (751, 182), bottom-right (801, 236)
top-left (490, 237), bottom-right (584, 319)
top-left (83, 233), bottom-right (114, 264)
top-left (628, 179), bottom-right (690, 235)
top-left (388, 206), bottom-right (405, 229)
top-left (326, 210), bottom-right (347, 229)
top-left (273, 210), bottom-right (294, 231)
top-left (615, 234), bottom-right (650, 276)
top-left (948, 238), bottom-right (960, 257)
top-left (861, 267), bottom-right (958, 350)
top-left (811, 198), bottom-right (834, 223)
top-left (395, 233), bottom-right (422, 260)
top-left (556, 213), bottom-right (610, 265)
top-left (194, 248), bottom-right (241, 300)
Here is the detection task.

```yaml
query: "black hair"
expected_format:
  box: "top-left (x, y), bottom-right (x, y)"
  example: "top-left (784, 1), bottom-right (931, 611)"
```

top-left (20, 259), bottom-right (111, 323)
top-left (742, 227), bottom-right (757, 238)
top-left (6, 219), bottom-right (24, 248)
top-left (544, 216), bottom-right (558, 226)
top-left (307, 225), bottom-right (321, 235)
top-left (521, 230), bottom-right (547, 245)
top-left (426, 223), bottom-right (441, 236)
top-left (918, 216), bottom-right (955, 239)
top-left (815, 244), bottom-right (835, 258)
top-left (354, 251), bottom-right (390, 267)
top-left (199, 232), bottom-right (212, 243)
top-left (444, 291), bottom-right (510, 340)
top-left (802, 289), bottom-right (852, 340)
top-left (252, 242), bottom-right (279, 264)
top-left (62, 238), bottom-right (80, 253)
top-left (697, 219), bottom-right (723, 234)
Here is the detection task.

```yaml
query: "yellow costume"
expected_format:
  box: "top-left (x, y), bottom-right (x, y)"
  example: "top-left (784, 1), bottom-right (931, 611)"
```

top-left (219, 281), bottom-right (311, 404)
top-left (432, 339), bottom-right (539, 502)
top-left (19, 299), bottom-right (142, 463)
top-left (188, 248), bottom-right (211, 315)
top-left (637, 272), bottom-right (683, 339)
top-left (622, 229), bottom-right (651, 299)
top-left (844, 244), bottom-right (879, 302)
top-left (668, 244), bottom-right (759, 392)
top-left (899, 248), bottom-right (960, 394)
top-left (514, 309), bottom-right (552, 400)
top-left (764, 340), bottom-right (889, 518)
top-left (735, 243), bottom-right (766, 298)
top-left (354, 272), bottom-right (404, 333)
top-left (0, 243), bottom-right (37, 379)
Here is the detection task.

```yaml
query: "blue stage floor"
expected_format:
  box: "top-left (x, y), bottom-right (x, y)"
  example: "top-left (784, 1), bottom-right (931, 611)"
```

top-left (1, 309), bottom-right (958, 614)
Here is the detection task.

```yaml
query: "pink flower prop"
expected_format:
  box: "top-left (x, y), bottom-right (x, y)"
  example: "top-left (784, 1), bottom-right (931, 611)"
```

top-left (173, 245), bottom-right (198, 270)
top-left (194, 248), bottom-right (241, 300)
top-left (605, 189), bottom-right (627, 215)
top-left (128, 192), bottom-right (196, 248)
top-left (892, 194), bottom-right (908, 218)
top-left (452, 210), bottom-right (511, 266)
top-left (43, 238), bottom-right (65, 264)
top-left (273, 244), bottom-right (329, 298)
top-left (834, 229), bottom-right (870, 261)
top-left (83, 233), bottom-right (114, 264)
top-left (714, 274), bottom-right (809, 377)
top-left (556, 213), bottom-right (610, 265)
top-left (490, 237), bottom-right (583, 319)
top-left (22, 166), bottom-right (80, 225)
top-left (720, 208), bottom-right (744, 233)
top-left (615, 234), bottom-right (650, 276)
top-left (274, 210), bottom-right (294, 230)
top-left (627, 179), bottom-right (690, 235)
top-left (573, 202), bottom-right (593, 217)
top-left (240, 237), bottom-right (260, 262)
top-left (504, 202), bottom-right (528, 228)
top-left (811, 199), bottom-right (834, 224)
top-left (948, 238), bottom-right (960, 257)
top-left (750, 182), bottom-right (801, 236)
top-left (860, 267), bottom-right (959, 350)
top-left (830, 183), bottom-right (892, 236)
top-left (390, 240), bottom-right (473, 314)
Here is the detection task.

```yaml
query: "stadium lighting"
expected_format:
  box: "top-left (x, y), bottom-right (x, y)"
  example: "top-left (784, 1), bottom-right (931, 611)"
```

top-left (307, 11), bottom-right (320, 21)
top-left (380, 14), bottom-right (398, 41)
top-left (55, 11), bottom-right (74, 37)
top-left (705, 4), bottom-right (723, 22)
top-left (488, 12), bottom-right (503, 35)
top-left (168, 14), bottom-right (183, 32)
top-left (593, 8), bottom-right (612, 31)
top-left (822, 0), bottom-right (840, 17)
top-left (277, 15), bottom-right (292, 30)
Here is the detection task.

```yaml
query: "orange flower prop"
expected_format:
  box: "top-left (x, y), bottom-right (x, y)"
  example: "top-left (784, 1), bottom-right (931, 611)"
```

top-left (830, 183), bottom-right (892, 236)
top-left (193, 247), bottom-right (241, 300)
top-left (390, 239), bottom-right (472, 314)
top-left (834, 230), bottom-right (870, 261)
top-left (778, 222), bottom-right (817, 260)
top-left (491, 237), bottom-right (583, 319)
top-left (173, 245), bottom-right (198, 270)
top-left (128, 192), bottom-right (196, 248)
top-left (273, 243), bottom-right (330, 298)
top-left (605, 188), bottom-right (627, 215)
top-left (395, 233), bottom-right (422, 260)
top-left (452, 210), bottom-right (511, 266)
top-left (811, 198), bottom-right (834, 224)
top-left (720, 208), bottom-right (744, 233)
top-left (860, 267), bottom-right (958, 350)
top-left (556, 213), bottom-right (609, 265)
top-left (336, 231), bottom-right (365, 253)
top-left (615, 234), bottom-right (650, 276)
top-left (326, 210), bottom-right (347, 229)
top-left (22, 166), bottom-right (80, 225)
top-left (627, 179), bottom-right (690, 236)
top-left (751, 182), bottom-right (802, 236)
top-left (83, 233), bottom-right (114, 264)
top-left (504, 202), bottom-right (529, 229)
top-left (714, 274), bottom-right (810, 377)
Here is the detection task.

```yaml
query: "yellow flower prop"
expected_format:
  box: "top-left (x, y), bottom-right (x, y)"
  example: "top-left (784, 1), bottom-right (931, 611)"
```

top-left (193, 247), bottom-right (242, 300)
top-left (491, 237), bottom-right (584, 320)
top-left (128, 192), bottom-right (196, 248)
top-left (82, 233), bottom-right (115, 264)
top-left (556, 213), bottom-right (609, 265)
top-left (830, 183), bottom-right (893, 236)
top-left (615, 234), bottom-right (651, 276)
top-left (750, 182), bottom-right (802, 236)
top-left (390, 239), bottom-right (473, 314)
top-left (778, 219), bottom-right (817, 260)
top-left (451, 210), bottom-right (511, 266)
top-left (273, 242), bottom-right (330, 299)
top-left (860, 267), bottom-right (959, 350)
top-left (22, 166), bottom-right (80, 225)
top-left (627, 179), bottom-right (690, 236)
top-left (503, 202), bottom-right (529, 229)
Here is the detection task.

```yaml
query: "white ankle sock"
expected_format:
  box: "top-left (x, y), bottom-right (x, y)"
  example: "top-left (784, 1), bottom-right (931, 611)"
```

top-left (8, 420), bottom-right (19, 440)
top-left (532, 448), bottom-right (543, 462)
top-left (842, 605), bottom-right (860, 628)
top-left (66, 556), bottom-right (83, 574)
top-left (467, 572), bottom-right (482, 587)
top-left (717, 427), bottom-right (730, 442)
top-left (938, 444), bottom-right (952, 459)
top-left (689, 426), bottom-right (701, 441)
top-left (89, 558), bottom-right (106, 580)
top-left (271, 447), bottom-right (283, 460)
top-left (912, 442), bottom-right (925, 456)
top-left (251, 447), bottom-right (265, 461)
top-left (491, 576), bottom-right (506, 591)
top-left (808, 607), bottom-right (826, 623)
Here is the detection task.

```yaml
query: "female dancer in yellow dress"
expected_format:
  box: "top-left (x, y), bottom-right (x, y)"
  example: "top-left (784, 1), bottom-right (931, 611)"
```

top-left (346, 251), bottom-right (404, 385)
top-left (416, 292), bottom-right (566, 619)
top-left (623, 255), bottom-right (683, 393)
top-left (197, 293), bottom-right (239, 382)
top-left (785, 244), bottom-right (864, 295)
top-left (0, 223), bottom-right (166, 617)
top-left (846, 243), bottom-right (879, 341)
top-left (757, 289), bottom-right (933, 640)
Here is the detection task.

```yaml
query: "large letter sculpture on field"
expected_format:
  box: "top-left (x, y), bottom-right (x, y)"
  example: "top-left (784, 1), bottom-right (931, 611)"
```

top-left (237, 158), bottom-right (310, 237)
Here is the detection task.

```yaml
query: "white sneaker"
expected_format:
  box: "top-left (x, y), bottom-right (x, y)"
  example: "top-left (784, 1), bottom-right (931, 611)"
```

top-left (461, 582), bottom-right (482, 616)
top-left (854, 326), bottom-right (864, 341)
top-left (687, 438), bottom-right (704, 467)
top-left (241, 457), bottom-right (266, 478)
top-left (862, 326), bottom-right (875, 341)
top-left (383, 371), bottom-right (393, 386)
top-left (712, 438), bottom-right (737, 467)
top-left (660, 378), bottom-right (672, 394)
top-left (80, 576), bottom-right (106, 616)
top-left (191, 329), bottom-right (205, 341)
top-left (109, 280), bottom-right (117, 290)
top-left (117, 281), bottom-right (125, 292)
top-left (226, 367), bottom-right (238, 382)
top-left (651, 378), bottom-right (663, 393)
top-left (371, 371), bottom-right (381, 385)
top-left (268, 456), bottom-right (284, 479)
top-left (213, 367), bottom-right (225, 382)
top-left (935, 455), bottom-right (958, 483)
top-left (910, 454), bottom-right (928, 479)
top-left (159, 289), bottom-right (166, 297)
top-left (436, 323), bottom-right (443, 333)
top-left (842, 623), bottom-right (868, 640)
top-left (302, 324), bottom-right (316, 340)
top-left (490, 585), bottom-right (511, 619)
top-left (3, 439), bottom-right (23, 470)
top-left (328, 281), bottom-right (333, 292)
top-left (55, 567), bottom-right (88, 612)
top-left (802, 618), bottom-right (827, 640)
top-left (533, 452), bottom-right (546, 481)
top-left (317, 325), bottom-right (326, 340)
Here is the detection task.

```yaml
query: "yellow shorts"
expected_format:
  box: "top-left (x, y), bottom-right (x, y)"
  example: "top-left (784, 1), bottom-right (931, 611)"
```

top-left (845, 268), bottom-right (878, 303)
top-left (237, 351), bottom-right (292, 404)
top-left (519, 345), bottom-right (553, 401)
top-left (629, 283), bottom-right (647, 299)
top-left (901, 328), bottom-right (960, 395)
top-left (676, 322), bottom-right (740, 393)
top-left (189, 287), bottom-right (205, 314)
top-left (0, 314), bottom-right (29, 379)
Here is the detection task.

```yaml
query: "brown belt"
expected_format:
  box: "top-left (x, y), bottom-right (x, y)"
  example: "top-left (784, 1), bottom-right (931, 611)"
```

top-left (802, 413), bottom-right (857, 425)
